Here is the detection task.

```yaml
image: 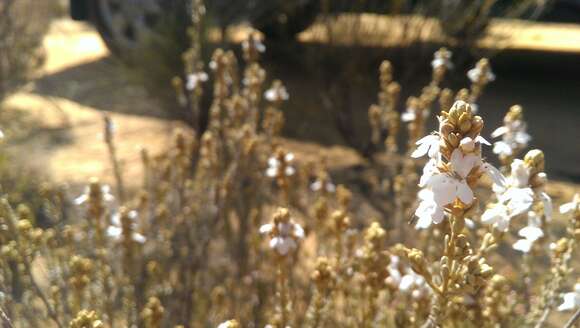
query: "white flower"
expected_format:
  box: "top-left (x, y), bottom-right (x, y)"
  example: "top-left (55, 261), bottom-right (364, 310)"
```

top-left (264, 85), bottom-right (289, 102)
top-left (242, 38), bottom-right (266, 54)
top-left (560, 194), bottom-right (580, 214)
top-left (491, 119), bottom-right (531, 156)
top-left (467, 66), bottom-right (495, 83)
top-left (185, 71), bottom-right (208, 91)
top-left (259, 220), bottom-right (304, 256)
top-left (217, 320), bottom-right (239, 328)
top-left (266, 153), bottom-right (295, 178)
top-left (427, 148), bottom-right (480, 205)
top-left (310, 179), bottom-right (336, 193)
top-left (513, 212), bottom-right (544, 253)
top-left (557, 283), bottom-right (580, 311)
top-left (411, 134), bottom-right (440, 159)
top-left (481, 204), bottom-right (511, 231)
top-left (431, 53), bottom-right (453, 69)
top-left (414, 189), bottom-right (444, 229)
top-left (416, 136), bottom-right (504, 228)
top-left (107, 210), bottom-right (146, 244)
top-left (401, 106), bottom-right (429, 123)
top-left (74, 185), bottom-right (115, 206)
top-left (386, 255), bottom-right (431, 299)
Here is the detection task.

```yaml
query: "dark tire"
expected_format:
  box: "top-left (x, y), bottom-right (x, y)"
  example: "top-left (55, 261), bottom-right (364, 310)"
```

top-left (88, 0), bottom-right (190, 58)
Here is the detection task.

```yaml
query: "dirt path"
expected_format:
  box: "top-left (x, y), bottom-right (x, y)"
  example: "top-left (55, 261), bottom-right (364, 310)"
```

top-left (2, 19), bottom-right (184, 187)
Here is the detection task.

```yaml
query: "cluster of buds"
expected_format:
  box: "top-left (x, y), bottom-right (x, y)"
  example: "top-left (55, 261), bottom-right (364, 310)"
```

top-left (259, 208), bottom-right (304, 256)
top-left (491, 105), bottom-right (531, 165)
top-left (311, 257), bottom-right (336, 292)
top-left (69, 256), bottom-right (93, 291)
top-left (402, 85), bottom-right (441, 151)
top-left (481, 274), bottom-right (511, 323)
top-left (368, 60), bottom-right (401, 152)
top-left (209, 49), bottom-right (238, 101)
top-left (357, 222), bottom-right (390, 289)
top-left (141, 297), bottom-right (164, 328)
top-left (69, 310), bottom-right (103, 328)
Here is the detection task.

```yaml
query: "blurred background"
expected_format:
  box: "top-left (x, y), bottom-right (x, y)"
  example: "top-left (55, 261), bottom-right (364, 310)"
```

top-left (0, 0), bottom-right (579, 205)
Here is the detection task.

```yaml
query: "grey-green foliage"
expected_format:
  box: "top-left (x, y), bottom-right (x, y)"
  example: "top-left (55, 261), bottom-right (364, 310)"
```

top-left (0, 0), bottom-right (55, 100)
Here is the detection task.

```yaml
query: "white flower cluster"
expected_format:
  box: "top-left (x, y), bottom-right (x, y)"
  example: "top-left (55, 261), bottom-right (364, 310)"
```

top-left (467, 63), bottom-right (495, 84)
top-left (185, 71), bottom-right (208, 91)
top-left (264, 83), bottom-right (289, 103)
top-left (74, 184), bottom-right (115, 206)
top-left (412, 102), bottom-right (504, 229)
top-left (491, 106), bottom-right (531, 157)
top-left (481, 160), bottom-right (536, 232)
top-left (558, 282), bottom-right (580, 311)
top-left (431, 48), bottom-right (453, 70)
top-left (107, 210), bottom-right (146, 244)
top-left (482, 154), bottom-right (552, 253)
top-left (310, 177), bottom-right (336, 193)
top-left (386, 255), bottom-right (431, 299)
top-left (259, 209), bottom-right (304, 256)
top-left (241, 36), bottom-right (266, 55)
top-left (266, 152), bottom-right (295, 178)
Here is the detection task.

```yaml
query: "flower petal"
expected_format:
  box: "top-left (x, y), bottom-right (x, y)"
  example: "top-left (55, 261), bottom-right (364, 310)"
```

top-left (482, 163), bottom-right (506, 188)
top-left (560, 201), bottom-right (576, 214)
top-left (519, 226), bottom-right (544, 242)
top-left (557, 293), bottom-right (578, 311)
top-left (491, 126), bottom-right (508, 138)
top-left (540, 192), bottom-right (553, 220)
top-left (429, 175), bottom-right (457, 206)
top-left (513, 239), bottom-right (532, 253)
top-left (456, 180), bottom-right (474, 205)
top-left (259, 224), bottom-right (273, 234)
top-left (475, 135), bottom-right (491, 146)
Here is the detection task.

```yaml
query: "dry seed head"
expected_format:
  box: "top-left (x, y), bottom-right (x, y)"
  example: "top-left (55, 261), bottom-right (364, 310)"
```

top-left (406, 248), bottom-right (427, 275)
top-left (455, 88), bottom-right (470, 102)
top-left (439, 88), bottom-right (453, 111)
top-left (311, 257), bottom-right (336, 290)
top-left (273, 207), bottom-right (290, 225)
top-left (336, 185), bottom-right (352, 209)
top-left (330, 210), bottom-right (350, 232)
top-left (364, 221), bottom-right (386, 247)
top-left (524, 149), bottom-right (545, 174)
top-left (505, 105), bottom-right (523, 122)
top-left (379, 60), bottom-right (393, 85)
top-left (69, 310), bottom-right (103, 328)
top-left (141, 297), bottom-right (165, 328)
top-left (387, 82), bottom-right (401, 99)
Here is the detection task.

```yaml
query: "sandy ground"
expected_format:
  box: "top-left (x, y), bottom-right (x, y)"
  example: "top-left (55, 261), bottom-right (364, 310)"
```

top-left (1, 19), bottom-right (183, 187)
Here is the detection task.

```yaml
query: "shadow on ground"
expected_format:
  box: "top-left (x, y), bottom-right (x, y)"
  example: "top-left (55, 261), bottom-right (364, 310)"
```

top-left (32, 56), bottom-right (171, 120)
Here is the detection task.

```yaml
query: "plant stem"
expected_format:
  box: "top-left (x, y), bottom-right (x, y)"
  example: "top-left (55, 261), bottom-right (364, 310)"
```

top-left (563, 307), bottom-right (580, 328)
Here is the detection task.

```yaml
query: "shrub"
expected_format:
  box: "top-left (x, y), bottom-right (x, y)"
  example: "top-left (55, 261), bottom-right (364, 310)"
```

top-left (0, 0), bottom-right (54, 101)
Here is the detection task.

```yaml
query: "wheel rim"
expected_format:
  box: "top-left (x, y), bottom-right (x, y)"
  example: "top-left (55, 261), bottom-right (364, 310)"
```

top-left (97, 0), bottom-right (164, 49)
